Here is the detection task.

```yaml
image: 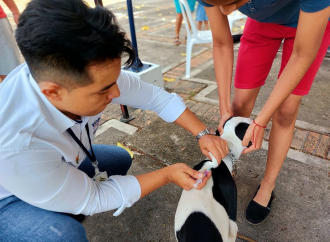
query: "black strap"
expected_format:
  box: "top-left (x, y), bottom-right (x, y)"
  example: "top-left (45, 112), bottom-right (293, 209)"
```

top-left (67, 123), bottom-right (97, 165)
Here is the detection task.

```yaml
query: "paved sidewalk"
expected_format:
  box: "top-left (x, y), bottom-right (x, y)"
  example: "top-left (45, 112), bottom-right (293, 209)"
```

top-left (2, 0), bottom-right (330, 241)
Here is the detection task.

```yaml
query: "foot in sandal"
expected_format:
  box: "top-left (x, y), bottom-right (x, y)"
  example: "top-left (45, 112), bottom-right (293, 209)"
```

top-left (173, 36), bottom-right (180, 46)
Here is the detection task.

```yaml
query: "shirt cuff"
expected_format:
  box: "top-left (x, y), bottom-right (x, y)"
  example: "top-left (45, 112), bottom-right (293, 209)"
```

top-left (109, 175), bottom-right (141, 216)
top-left (158, 93), bottom-right (186, 123)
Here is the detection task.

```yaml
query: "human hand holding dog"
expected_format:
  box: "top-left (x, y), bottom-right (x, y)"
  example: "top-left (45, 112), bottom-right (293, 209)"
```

top-left (198, 135), bottom-right (228, 164)
top-left (242, 120), bottom-right (266, 154)
top-left (217, 111), bottom-right (233, 135)
top-left (174, 108), bottom-right (229, 163)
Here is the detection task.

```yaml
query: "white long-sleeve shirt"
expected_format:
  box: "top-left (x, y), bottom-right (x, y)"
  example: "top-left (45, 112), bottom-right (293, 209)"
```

top-left (0, 63), bottom-right (186, 216)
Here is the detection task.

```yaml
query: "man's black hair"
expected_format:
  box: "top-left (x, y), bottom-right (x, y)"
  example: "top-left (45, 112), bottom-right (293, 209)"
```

top-left (16, 0), bottom-right (135, 88)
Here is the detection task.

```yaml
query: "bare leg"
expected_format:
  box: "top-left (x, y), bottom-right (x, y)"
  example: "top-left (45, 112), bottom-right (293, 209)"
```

top-left (197, 21), bottom-right (202, 31)
top-left (175, 13), bottom-right (183, 38)
top-left (204, 21), bottom-right (209, 30)
top-left (233, 88), bottom-right (302, 206)
top-left (254, 94), bottom-right (302, 206)
top-left (174, 13), bottom-right (183, 46)
top-left (231, 87), bottom-right (261, 117)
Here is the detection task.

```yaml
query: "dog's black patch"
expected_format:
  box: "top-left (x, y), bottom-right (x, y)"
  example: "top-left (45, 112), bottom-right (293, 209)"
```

top-left (211, 162), bottom-right (237, 221)
top-left (192, 159), bottom-right (209, 171)
top-left (235, 122), bottom-right (249, 141)
top-left (176, 212), bottom-right (223, 242)
top-left (192, 160), bottom-right (237, 221)
top-left (235, 122), bottom-right (253, 147)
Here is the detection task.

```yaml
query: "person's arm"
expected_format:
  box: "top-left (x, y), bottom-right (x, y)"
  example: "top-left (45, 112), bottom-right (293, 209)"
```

top-left (204, 6), bottom-right (234, 134)
top-left (174, 108), bottom-right (228, 161)
top-left (2, 0), bottom-right (20, 24)
top-left (112, 71), bottom-right (228, 162)
top-left (0, 137), bottom-right (210, 217)
top-left (136, 163), bottom-right (211, 198)
top-left (242, 7), bottom-right (330, 153)
top-left (0, 148), bottom-right (141, 216)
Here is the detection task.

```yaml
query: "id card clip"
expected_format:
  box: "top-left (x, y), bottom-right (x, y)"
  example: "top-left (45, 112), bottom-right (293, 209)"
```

top-left (93, 171), bottom-right (108, 182)
top-left (92, 161), bottom-right (108, 182)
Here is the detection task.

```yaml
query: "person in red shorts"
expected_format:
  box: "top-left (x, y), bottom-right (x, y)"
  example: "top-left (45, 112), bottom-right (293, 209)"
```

top-left (197, 0), bottom-right (330, 225)
top-left (0, 0), bottom-right (21, 81)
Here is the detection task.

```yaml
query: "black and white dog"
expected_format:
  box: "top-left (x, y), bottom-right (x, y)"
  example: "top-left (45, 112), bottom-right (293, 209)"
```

top-left (174, 117), bottom-right (252, 242)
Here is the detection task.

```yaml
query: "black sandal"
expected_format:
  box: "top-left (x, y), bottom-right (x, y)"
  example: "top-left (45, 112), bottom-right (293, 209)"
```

top-left (173, 36), bottom-right (180, 46)
top-left (245, 185), bottom-right (275, 225)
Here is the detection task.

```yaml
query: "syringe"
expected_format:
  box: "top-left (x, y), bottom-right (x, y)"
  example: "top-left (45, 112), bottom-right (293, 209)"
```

top-left (193, 152), bottom-right (217, 188)
top-left (193, 168), bottom-right (211, 188)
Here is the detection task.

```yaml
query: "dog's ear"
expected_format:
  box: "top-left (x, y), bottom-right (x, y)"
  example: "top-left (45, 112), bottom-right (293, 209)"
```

top-left (235, 122), bottom-right (253, 148)
top-left (212, 162), bottom-right (237, 221)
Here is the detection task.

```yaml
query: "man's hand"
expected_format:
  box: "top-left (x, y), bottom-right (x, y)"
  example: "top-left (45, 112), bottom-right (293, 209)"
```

top-left (199, 135), bottom-right (228, 163)
top-left (136, 163), bottom-right (212, 199)
top-left (173, 108), bottom-right (229, 162)
top-left (217, 110), bottom-right (233, 135)
top-left (168, 163), bottom-right (212, 191)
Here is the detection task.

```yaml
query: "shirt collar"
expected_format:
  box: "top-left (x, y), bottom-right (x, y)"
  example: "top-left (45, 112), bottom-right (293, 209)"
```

top-left (28, 73), bottom-right (76, 133)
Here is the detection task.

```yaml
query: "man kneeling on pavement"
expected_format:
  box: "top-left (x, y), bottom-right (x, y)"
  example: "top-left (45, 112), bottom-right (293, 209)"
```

top-left (0, 0), bottom-right (229, 240)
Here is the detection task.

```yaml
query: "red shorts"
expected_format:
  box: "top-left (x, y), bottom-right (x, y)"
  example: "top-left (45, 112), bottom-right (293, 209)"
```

top-left (235, 18), bottom-right (330, 96)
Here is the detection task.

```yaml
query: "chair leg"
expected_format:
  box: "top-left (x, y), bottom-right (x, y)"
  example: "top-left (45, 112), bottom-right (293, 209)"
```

top-left (185, 39), bottom-right (194, 78)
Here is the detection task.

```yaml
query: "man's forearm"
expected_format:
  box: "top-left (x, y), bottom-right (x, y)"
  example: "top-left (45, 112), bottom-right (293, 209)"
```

top-left (135, 166), bottom-right (171, 199)
top-left (174, 108), bottom-right (207, 136)
top-left (3, 0), bottom-right (19, 14)
top-left (136, 163), bottom-right (211, 199)
top-left (173, 107), bottom-right (229, 162)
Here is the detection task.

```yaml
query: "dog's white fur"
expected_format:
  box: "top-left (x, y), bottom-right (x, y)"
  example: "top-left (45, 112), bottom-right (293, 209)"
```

top-left (175, 160), bottom-right (238, 242)
top-left (175, 117), bottom-right (252, 242)
top-left (221, 117), bottom-right (251, 173)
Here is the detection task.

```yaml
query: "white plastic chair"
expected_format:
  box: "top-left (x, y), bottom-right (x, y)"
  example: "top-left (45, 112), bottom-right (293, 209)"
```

top-left (178, 0), bottom-right (247, 78)
top-left (227, 9), bottom-right (247, 32)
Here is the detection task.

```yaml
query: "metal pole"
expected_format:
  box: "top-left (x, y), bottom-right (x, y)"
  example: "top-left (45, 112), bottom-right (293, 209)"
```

top-left (120, 104), bottom-right (134, 123)
top-left (94, 0), bottom-right (134, 123)
top-left (94, 0), bottom-right (103, 7)
top-left (126, 0), bottom-right (143, 71)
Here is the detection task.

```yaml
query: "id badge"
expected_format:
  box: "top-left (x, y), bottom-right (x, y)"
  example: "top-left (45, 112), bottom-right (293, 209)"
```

top-left (93, 171), bottom-right (108, 182)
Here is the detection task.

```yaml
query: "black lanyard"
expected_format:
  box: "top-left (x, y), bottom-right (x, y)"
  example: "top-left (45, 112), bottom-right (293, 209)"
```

top-left (67, 123), bottom-right (98, 168)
